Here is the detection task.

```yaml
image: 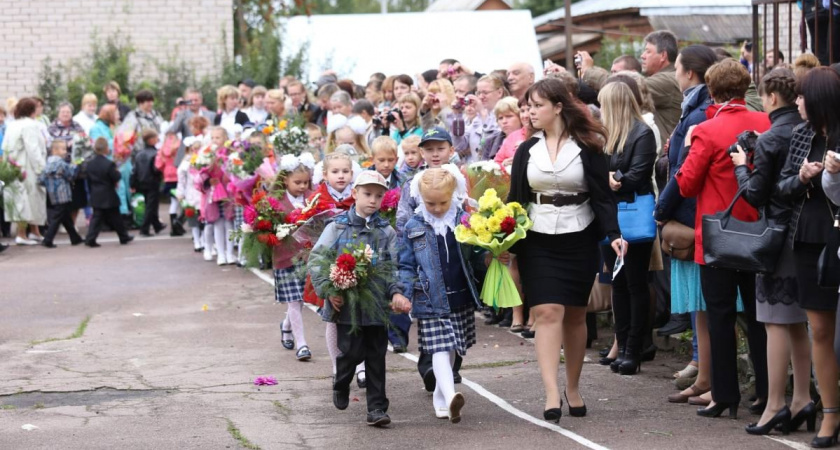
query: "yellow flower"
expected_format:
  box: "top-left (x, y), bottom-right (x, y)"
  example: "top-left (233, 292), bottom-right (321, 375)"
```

top-left (278, 119), bottom-right (289, 131)
top-left (477, 230), bottom-right (493, 244)
top-left (478, 191), bottom-right (503, 212)
top-left (469, 215), bottom-right (487, 233)
top-left (487, 216), bottom-right (502, 234)
top-left (455, 225), bottom-right (475, 241)
top-left (262, 125), bottom-right (275, 135)
top-left (493, 207), bottom-right (511, 222)
top-left (190, 154), bottom-right (198, 164)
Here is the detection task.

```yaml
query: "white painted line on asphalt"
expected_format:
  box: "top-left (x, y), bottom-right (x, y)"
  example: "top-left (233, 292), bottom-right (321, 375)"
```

top-left (248, 267), bottom-right (611, 450)
top-left (765, 436), bottom-right (812, 450)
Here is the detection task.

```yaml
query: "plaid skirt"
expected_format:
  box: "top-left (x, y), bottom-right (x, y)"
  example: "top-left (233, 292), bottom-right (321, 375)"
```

top-left (233, 205), bottom-right (244, 231)
top-left (417, 306), bottom-right (476, 356)
top-left (274, 265), bottom-right (304, 303)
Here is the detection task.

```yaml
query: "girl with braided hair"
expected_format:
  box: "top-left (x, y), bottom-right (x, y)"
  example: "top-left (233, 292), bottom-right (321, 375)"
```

top-left (729, 68), bottom-right (811, 435)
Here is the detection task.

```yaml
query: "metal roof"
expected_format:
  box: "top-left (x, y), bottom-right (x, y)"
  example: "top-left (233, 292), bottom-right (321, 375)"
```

top-left (533, 0), bottom-right (752, 26)
top-left (426, 0), bottom-right (513, 11)
top-left (648, 15), bottom-right (753, 43)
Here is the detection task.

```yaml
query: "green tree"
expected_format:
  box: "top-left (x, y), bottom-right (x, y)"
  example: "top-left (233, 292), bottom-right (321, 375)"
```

top-left (515, 0), bottom-right (564, 17)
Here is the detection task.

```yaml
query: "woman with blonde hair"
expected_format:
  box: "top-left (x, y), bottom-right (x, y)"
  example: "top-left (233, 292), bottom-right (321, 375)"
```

top-left (213, 85), bottom-right (248, 135)
top-left (74, 93), bottom-right (98, 134)
top-left (389, 93), bottom-right (424, 145)
top-left (420, 79), bottom-right (456, 131)
top-left (452, 74), bottom-right (509, 163)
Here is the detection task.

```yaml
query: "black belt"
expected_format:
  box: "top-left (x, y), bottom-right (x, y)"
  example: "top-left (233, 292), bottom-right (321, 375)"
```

top-left (530, 192), bottom-right (589, 207)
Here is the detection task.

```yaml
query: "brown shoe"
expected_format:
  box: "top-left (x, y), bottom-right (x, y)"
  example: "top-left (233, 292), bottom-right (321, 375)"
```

top-left (688, 395), bottom-right (711, 406)
top-left (668, 385), bottom-right (710, 404)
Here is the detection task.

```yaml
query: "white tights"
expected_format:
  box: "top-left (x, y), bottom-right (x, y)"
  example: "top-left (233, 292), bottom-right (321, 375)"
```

top-left (324, 322), bottom-right (365, 377)
top-left (192, 226), bottom-right (202, 249)
top-left (433, 351), bottom-right (456, 409)
top-left (204, 223), bottom-right (215, 255)
top-left (212, 219), bottom-right (235, 260)
top-left (281, 302), bottom-right (307, 349)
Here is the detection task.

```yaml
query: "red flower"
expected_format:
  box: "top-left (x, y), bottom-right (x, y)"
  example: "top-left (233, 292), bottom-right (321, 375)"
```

top-left (184, 207), bottom-right (196, 218)
top-left (252, 191), bottom-right (266, 206)
top-left (255, 219), bottom-right (273, 231)
top-left (336, 253), bottom-right (356, 272)
top-left (257, 233), bottom-right (279, 247)
top-left (500, 216), bottom-right (517, 235)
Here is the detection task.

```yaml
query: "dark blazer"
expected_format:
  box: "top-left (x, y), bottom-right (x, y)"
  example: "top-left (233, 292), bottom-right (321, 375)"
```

top-left (606, 119), bottom-right (657, 203)
top-left (213, 110), bottom-right (249, 126)
top-left (508, 136), bottom-right (621, 243)
top-left (85, 154), bottom-right (122, 209)
top-left (734, 106), bottom-right (803, 224)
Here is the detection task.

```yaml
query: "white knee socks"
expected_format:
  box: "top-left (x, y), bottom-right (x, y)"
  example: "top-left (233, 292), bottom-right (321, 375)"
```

top-left (326, 322), bottom-right (338, 374)
top-left (192, 226), bottom-right (202, 250)
top-left (169, 200), bottom-right (179, 215)
top-left (223, 219), bottom-right (235, 261)
top-left (204, 223), bottom-right (215, 259)
top-left (286, 302), bottom-right (307, 349)
top-left (432, 351), bottom-right (456, 409)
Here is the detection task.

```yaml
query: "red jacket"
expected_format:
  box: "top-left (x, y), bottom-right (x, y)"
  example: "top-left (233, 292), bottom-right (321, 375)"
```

top-left (675, 100), bottom-right (770, 265)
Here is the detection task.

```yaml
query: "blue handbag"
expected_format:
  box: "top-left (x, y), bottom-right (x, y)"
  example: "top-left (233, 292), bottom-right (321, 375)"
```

top-left (613, 193), bottom-right (657, 244)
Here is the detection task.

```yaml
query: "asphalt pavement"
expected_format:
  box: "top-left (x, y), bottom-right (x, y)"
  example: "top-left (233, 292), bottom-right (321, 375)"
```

top-left (0, 227), bottom-right (819, 450)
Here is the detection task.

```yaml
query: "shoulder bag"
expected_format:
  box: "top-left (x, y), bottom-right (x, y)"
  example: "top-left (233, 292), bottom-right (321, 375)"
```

top-left (661, 221), bottom-right (695, 261)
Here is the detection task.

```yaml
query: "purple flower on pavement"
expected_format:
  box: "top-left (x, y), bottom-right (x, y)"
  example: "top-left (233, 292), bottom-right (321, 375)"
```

top-left (253, 376), bottom-right (278, 386)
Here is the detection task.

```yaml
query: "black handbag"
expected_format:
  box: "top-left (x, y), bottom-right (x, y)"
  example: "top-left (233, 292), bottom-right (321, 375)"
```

top-left (701, 186), bottom-right (787, 273)
top-left (817, 199), bottom-right (840, 289)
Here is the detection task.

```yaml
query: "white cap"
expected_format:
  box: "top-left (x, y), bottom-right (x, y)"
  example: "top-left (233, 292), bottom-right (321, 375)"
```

top-left (353, 170), bottom-right (388, 190)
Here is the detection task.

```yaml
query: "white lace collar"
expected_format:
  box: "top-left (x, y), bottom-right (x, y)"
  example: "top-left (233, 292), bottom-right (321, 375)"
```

top-left (415, 202), bottom-right (459, 236)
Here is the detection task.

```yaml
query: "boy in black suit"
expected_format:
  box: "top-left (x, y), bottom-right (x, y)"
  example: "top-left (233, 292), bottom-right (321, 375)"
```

top-left (84, 138), bottom-right (134, 247)
top-left (132, 128), bottom-right (166, 237)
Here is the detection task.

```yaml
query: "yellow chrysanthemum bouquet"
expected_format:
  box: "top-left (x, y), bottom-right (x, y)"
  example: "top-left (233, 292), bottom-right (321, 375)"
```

top-left (454, 188), bottom-right (532, 308)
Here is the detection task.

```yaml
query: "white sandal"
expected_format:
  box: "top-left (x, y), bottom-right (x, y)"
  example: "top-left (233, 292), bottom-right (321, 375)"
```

top-left (674, 364), bottom-right (699, 379)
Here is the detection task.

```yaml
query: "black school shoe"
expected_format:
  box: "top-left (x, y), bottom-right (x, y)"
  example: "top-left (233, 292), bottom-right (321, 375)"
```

top-left (423, 368), bottom-right (436, 392)
top-left (366, 410), bottom-right (391, 427)
top-left (333, 389), bottom-right (349, 410)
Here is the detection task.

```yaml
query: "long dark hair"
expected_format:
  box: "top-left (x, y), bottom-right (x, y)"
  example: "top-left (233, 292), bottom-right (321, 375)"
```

top-left (525, 78), bottom-right (606, 152)
top-left (678, 45), bottom-right (717, 84)
top-left (798, 67), bottom-right (840, 147)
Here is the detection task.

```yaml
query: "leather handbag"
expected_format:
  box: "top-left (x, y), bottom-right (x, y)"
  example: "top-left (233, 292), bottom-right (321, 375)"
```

top-left (661, 221), bottom-right (695, 261)
top-left (701, 187), bottom-right (787, 273)
top-left (817, 199), bottom-right (840, 289)
top-left (615, 193), bottom-right (657, 244)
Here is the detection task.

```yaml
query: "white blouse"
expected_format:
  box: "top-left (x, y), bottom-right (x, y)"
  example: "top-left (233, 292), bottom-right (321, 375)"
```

top-left (526, 132), bottom-right (595, 235)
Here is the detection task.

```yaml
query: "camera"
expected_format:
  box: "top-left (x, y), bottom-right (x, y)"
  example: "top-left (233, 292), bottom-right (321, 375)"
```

top-left (177, 99), bottom-right (192, 106)
top-left (574, 55), bottom-right (582, 68)
top-left (385, 108), bottom-right (403, 124)
top-left (727, 130), bottom-right (759, 160)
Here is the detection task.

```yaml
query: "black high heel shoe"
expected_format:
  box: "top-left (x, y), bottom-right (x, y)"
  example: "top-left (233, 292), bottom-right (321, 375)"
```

top-left (745, 406), bottom-right (791, 435)
top-left (609, 347), bottom-right (626, 373)
top-left (697, 402), bottom-right (739, 419)
top-left (564, 390), bottom-right (587, 417)
top-left (544, 399), bottom-right (563, 423)
top-left (782, 402), bottom-right (817, 433)
top-left (599, 347), bottom-right (611, 358)
top-left (812, 407), bottom-right (840, 448)
top-left (749, 399), bottom-right (767, 415)
top-left (618, 357), bottom-right (641, 375)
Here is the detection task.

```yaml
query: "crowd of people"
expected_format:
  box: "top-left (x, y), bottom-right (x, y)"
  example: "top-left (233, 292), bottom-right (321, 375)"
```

top-left (4, 28), bottom-right (840, 443)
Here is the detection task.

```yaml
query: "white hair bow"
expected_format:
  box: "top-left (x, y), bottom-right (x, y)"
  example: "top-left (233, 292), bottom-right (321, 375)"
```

top-left (326, 114), bottom-right (348, 135)
top-left (409, 163), bottom-right (467, 205)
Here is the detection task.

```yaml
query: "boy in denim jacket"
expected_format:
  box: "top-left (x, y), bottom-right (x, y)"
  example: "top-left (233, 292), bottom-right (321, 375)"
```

top-left (308, 171), bottom-right (410, 427)
top-left (38, 140), bottom-right (83, 247)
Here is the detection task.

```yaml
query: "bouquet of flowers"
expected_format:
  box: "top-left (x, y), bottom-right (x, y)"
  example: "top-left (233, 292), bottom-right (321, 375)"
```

top-left (113, 130), bottom-right (135, 161)
top-left (70, 131), bottom-right (95, 163)
top-left (181, 200), bottom-right (198, 219)
top-left (463, 160), bottom-right (510, 209)
top-left (227, 140), bottom-right (266, 180)
top-left (454, 188), bottom-right (532, 308)
top-left (267, 116), bottom-right (309, 156)
top-left (379, 188), bottom-right (400, 227)
top-left (0, 158), bottom-right (25, 185)
top-left (233, 191), bottom-right (296, 268)
top-left (308, 242), bottom-right (397, 332)
top-left (190, 145), bottom-right (217, 170)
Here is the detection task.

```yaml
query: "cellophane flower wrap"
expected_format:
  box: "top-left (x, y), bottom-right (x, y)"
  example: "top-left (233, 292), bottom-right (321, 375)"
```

top-left (308, 242), bottom-right (396, 333)
top-left (462, 161), bottom-right (510, 211)
top-left (113, 130), bottom-right (135, 162)
top-left (231, 190), bottom-right (296, 268)
top-left (454, 188), bottom-right (532, 309)
top-left (70, 131), bottom-right (95, 163)
top-left (379, 188), bottom-right (400, 227)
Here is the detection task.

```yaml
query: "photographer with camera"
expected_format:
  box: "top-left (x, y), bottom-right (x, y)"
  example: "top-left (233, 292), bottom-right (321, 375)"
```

top-left (451, 74), bottom-right (507, 164)
top-left (729, 68), bottom-right (811, 437)
top-left (419, 79), bottom-right (456, 132)
top-left (167, 89), bottom-right (216, 158)
top-left (386, 93), bottom-right (424, 147)
top-left (675, 59), bottom-right (770, 420)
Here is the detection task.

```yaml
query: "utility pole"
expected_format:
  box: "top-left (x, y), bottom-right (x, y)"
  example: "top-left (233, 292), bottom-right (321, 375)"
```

top-left (565, 0), bottom-right (574, 71)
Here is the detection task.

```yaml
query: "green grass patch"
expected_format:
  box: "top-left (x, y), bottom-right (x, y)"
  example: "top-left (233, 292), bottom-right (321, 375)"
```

top-left (463, 359), bottom-right (528, 370)
top-left (30, 316), bottom-right (91, 346)
top-left (226, 419), bottom-right (261, 450)
top-left (0, 404), bottom-right (15, 410)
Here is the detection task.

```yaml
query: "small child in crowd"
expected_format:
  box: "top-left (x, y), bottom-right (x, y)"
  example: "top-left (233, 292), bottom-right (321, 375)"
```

top-left (305, 123), bottom-right (326, 161)
top-left (196, 127), bottom-right (235, 265)
top-left (370, 136), bottom-right (402, 190)
top-left (176, 137), bottom-right (204, 251)
top-left (133, 128), bottom-right (166, 237)
top-left (396, 127), bottom-right (456, 233)
top-left (38, 140), bottom-right (83, 247)
top-left (398, 135), bottom-right (424, 180)
top-left (398, 167), bottom-right (503, 423)
top-left (84, 138), bottom-right (134, 247)
top-left (273, 153), bottom-right (315, 361)
top-left (308, 170), bottom-right (411, 428)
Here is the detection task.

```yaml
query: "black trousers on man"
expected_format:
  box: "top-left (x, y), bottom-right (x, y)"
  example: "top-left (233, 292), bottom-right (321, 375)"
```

top-left (700, 265), bottom-right (768, 404)
top-left (86, 207), bottom-right (131, 244)
top-left (334, 324), bottom-right (389, 412)
top-left (44, 203), bottom-right (83, 245)
top-left (140, 187), bottom-right (164, 234)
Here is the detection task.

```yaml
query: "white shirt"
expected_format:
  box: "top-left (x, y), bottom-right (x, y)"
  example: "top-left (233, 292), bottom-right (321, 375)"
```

top-left (220, 109), bottom-right (239, 128)
top-left (526, 132), bottom-right (595, 235)
top-left (245, 107), bottom-right (268, 125)
top-left (286, 191), bottom-right (305, 208)
top-left (73, 111), bottom-right (96, 134)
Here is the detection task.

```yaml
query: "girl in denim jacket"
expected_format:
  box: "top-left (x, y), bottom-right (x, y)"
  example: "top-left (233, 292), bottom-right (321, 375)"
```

top-left (398, 167), bottom-right (507, 423)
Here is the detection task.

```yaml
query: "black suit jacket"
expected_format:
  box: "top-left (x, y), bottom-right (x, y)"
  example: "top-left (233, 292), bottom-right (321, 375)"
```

top-left (213, 110), bottom-right (250, 126)
top-left (85, 154), bottom-right (122, 209)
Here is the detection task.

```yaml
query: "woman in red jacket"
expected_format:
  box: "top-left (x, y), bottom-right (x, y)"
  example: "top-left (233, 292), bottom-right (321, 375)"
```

top-left (675, 59), bottom-right (771, 419)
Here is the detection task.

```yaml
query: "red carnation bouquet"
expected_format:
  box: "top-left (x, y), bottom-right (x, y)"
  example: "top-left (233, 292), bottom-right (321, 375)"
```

top-left (232, 190), bottom-right (297, 267)
top-left (379, 188), bottom-right (400, 227)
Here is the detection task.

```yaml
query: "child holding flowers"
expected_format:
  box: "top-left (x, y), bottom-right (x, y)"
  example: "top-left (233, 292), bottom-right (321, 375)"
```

top-left (398, 167), bottom-right (507, 424)
top-left (308, 170), bottom-right (411, 428)
top-left (195, 127), bottom-right (235, 265)
top-left (272, 153), bottom-right (315, 361)
top-left (177, 137), bottom-right (204, 252)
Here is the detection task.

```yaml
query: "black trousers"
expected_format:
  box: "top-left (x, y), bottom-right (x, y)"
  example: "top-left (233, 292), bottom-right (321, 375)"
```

top-left (140, 187), bottom-right (163, 233)
top-left (608, 241), bottom-right (654, 356)
top-left (44, 203), bottom-right (82, 245)
top-left (86, 207), bottom-right (131, 244)
top-left (700, 265), bottom-right (768, 404)
top-left (334, 324), bottom-right (389, 412)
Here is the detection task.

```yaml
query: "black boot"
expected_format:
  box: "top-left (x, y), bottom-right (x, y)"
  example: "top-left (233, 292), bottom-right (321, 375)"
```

top-left (170, 214), bottom-right (185, 236)
top-left (618, 346), bottom-right (641, 375)
top-left (609, 346), bottom-right (626, 373)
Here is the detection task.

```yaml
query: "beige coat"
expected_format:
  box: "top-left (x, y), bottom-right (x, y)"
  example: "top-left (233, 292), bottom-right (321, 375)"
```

top-left (3, 117), bottom-right (47, 225)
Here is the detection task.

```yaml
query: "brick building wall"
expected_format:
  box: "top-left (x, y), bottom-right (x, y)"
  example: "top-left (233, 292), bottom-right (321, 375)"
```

top-left (759, 3), bottom-right (803, 67)
top-left (0, 0), bottom-right (233, 100)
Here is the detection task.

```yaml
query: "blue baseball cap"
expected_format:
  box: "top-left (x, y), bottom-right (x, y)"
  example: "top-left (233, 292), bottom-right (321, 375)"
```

top-left (419, 127), bottom-right (453, 146)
